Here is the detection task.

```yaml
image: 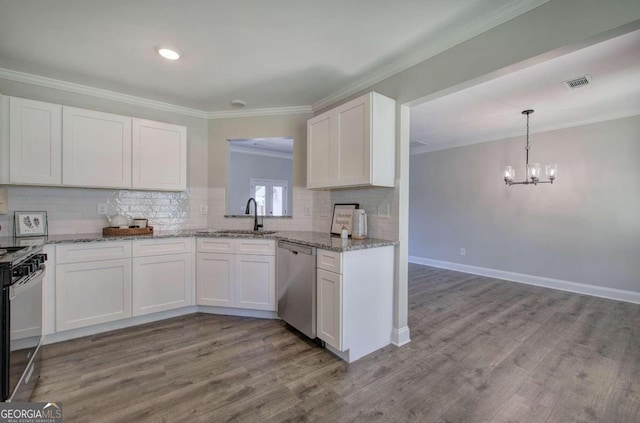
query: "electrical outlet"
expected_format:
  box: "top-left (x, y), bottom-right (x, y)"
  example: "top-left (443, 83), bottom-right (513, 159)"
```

top-left (459, 248), bottom-right (466, 256)
top-left (304, 202), bottom-right (312, 216)
top-left (97, 203), bottom-right (108, 215)
top-left (320, 205), bottom-right (330, 218)
top-left (199, 205), bottom-right (209, 215)
top-left (377, 203), bottom-right (390, 219)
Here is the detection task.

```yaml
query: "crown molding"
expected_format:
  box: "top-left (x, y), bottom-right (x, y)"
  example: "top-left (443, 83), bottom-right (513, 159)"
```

top-left (0, 67), bottom-right (209, 119)
top-left (0, 67), bottom-right (313, 120)
top-left (410, 109), bottom-right (640, 155)
top-left (312, 0), bottom-right (550, 112)
top-left (206, 106), bottom-right (312, 119)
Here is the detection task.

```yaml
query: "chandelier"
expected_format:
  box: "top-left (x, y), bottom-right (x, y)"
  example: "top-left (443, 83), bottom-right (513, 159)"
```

top-left (503, 110), bottom-right (557, 186)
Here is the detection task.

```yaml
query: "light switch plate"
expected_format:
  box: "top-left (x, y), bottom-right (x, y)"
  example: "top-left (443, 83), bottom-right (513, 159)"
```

top-left (97, 203), bottom-right (108, 215)
top-left (377, 203), bottom-right (390, 219)
top-left (304, 201), bottom-right (312, 216)
top-left (0, 188), bottom-right (8, 214)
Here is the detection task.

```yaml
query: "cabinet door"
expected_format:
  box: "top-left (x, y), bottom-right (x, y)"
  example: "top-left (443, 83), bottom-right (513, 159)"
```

top-left (62, 106), bottom-right (132, 188)
top-left (196, 253), bottom-right (235, 307)
top-left (235, 254), bottom-right (275, 311)
top-left (335, 96), bottom-right (371, 186)
top-left (132, 253), bottom-right (192, 316)
top-left (56, 259), bottom-right (132, 331)
top-left (307, 113), bottom-right (333, 189)
top-left (132, 118), bottom-right (187, 191)
top-left (9, 97), bottom-right (62, 185)
top-left (317, 268), bottom-right (343, 350)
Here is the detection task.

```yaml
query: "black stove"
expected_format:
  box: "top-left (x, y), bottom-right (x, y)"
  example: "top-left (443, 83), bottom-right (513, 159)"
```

top-left (1, 243), bottom-right (47, 402)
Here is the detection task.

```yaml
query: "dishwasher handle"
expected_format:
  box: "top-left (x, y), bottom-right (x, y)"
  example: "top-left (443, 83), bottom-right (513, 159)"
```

top-left (278, 240), bottom-right (316, 256)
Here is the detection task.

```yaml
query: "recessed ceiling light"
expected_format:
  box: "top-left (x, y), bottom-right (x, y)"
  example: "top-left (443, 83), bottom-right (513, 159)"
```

top-left (231, 99), bottom-right (247, 108)
top-left (157, 46), bottom-right (181, 60)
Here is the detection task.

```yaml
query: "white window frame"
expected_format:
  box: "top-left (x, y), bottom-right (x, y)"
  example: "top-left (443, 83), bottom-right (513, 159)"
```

top-left (250, 178), bottom-right (289, 216)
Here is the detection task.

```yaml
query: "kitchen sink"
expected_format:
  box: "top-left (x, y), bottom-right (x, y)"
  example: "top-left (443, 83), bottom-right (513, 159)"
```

top-left (215, 229), bottom-right (277, 235)
top-left (195, 229), bottom-right (277, 236)
top-left (191, 229), bottom-right (277, 236)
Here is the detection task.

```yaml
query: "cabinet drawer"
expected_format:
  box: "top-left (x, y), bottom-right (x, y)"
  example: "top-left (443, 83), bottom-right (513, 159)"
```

top-left (133, 238), bottom-right (192, 257)
top-left (317, 249), bottom-right (342, 274)
top-left (235, 239), bottom-right (276, 256)
top-left (56, 241), bottom-right (132, 264)
top-left (197, 238), bottom-right (235, 254)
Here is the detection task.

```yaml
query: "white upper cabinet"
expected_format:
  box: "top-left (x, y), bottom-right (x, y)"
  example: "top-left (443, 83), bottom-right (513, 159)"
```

top-left (132, 118), bottom-right (187, 191)
top-left (307, 113), bottom-right (332, 188)
top-left (8, 97), bottom-right (62, 185)
top-left (62, 106), bottom-right (132, 188)
top-left (2, 96), bottom-right (187, 191)
top-left (307, 92), bottom-right (396, 189)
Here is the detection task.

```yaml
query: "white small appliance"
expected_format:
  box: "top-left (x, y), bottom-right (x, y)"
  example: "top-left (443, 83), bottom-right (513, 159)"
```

top-left (352, 209), bottom-right (367, 239)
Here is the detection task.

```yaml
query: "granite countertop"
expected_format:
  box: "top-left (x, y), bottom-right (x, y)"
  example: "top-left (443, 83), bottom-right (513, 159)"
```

top-left (0, 230), bottom-right (397, 252)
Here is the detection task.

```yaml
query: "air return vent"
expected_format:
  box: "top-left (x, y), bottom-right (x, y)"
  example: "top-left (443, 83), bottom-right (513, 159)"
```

top-left (563, 74), bottom-right (593, 90)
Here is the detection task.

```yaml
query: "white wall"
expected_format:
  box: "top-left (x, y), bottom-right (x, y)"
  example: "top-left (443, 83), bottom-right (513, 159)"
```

top-left (409, 116), bottom-right (640, 293)
top-left (0, 78), bottom-right (209, 235)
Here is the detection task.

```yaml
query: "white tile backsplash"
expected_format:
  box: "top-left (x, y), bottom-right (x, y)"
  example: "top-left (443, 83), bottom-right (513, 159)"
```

top-left (0, 186), bottom-right (207, 236)
top-left (330, 185), bottom-right (399, 241)
top-left (0, 184), bottom-right (398, 240)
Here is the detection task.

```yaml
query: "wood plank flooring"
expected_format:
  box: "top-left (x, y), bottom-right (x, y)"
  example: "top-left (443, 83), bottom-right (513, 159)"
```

top-left (31, 263), bottom-right (640, 422)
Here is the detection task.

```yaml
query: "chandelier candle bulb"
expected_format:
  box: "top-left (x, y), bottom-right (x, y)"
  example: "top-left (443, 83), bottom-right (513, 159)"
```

top-left (528, 163), bottom-right (541, 181)
top-left (546, 164), bottom-right (558, 181)
top-left (503, 166), bottom-right (515, 183)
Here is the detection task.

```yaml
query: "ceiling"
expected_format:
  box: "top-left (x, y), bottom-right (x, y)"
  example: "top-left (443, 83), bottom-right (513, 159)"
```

top-left (410, 29), bottom-right (640, 154)
top-left (0, 0), bottom-right (548, 114)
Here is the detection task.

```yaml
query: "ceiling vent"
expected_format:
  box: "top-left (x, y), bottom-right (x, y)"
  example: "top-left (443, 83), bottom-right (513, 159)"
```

top-left (563, 74), bottom-right (593, 90)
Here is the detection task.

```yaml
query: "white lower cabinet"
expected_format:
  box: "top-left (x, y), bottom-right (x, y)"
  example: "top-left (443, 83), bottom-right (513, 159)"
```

top-left (55, 238), bottom-right (194, 332)
top-left (316, 246), bottom-right (394, 362)
top-left (132, 238), bottom-right (193, 316)
top-left (196, 253), bottom-right (235, 307)
top-left (56, 258), bottom-right (132, 331)
top-left (317, 268), bottom-right (343, 350)
top-left (235, 254), bottom-right (276, 311)
top-left (196, 238), bottom-right (276, 311)
top-left (132, 253), bottom-right (192, 316)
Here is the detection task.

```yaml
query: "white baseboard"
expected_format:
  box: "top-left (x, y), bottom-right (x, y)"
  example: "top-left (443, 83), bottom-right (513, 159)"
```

top-left (409, 256), bottom-right (640, 305)
top-left (391, 326), bottom-right (411, 347)
top-left (44, 306), bottom-right (278, 345)
top-left (197, 306), bottom-right (278, 320)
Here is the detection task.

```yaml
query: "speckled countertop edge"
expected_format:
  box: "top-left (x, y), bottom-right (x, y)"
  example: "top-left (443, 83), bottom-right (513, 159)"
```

top-left (0, 230), bottom-right (397, 252)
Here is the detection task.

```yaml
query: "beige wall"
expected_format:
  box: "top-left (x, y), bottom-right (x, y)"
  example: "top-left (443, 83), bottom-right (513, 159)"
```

top-left (207, 113), bottom-right (311, 189)
top-left (409, 116), bottom-right (640, 293)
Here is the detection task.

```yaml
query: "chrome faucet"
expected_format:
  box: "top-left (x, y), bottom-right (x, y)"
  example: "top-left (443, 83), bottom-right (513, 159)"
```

top-left (245, 197), bottom-right (263, 232)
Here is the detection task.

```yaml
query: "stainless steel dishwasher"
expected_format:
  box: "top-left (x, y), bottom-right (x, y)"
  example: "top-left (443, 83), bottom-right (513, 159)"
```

top-left (277, 240), bottom-right (317, 339)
